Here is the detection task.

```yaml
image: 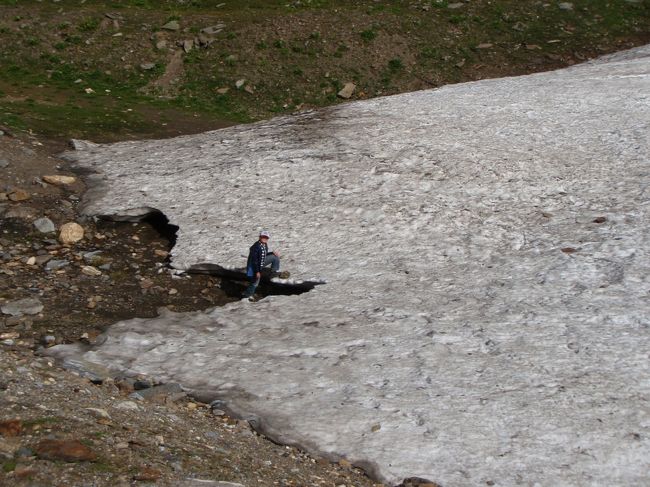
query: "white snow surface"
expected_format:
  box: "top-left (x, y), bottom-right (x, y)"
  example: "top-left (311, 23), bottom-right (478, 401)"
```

top-left (55, 46), bottom-right (650, 486)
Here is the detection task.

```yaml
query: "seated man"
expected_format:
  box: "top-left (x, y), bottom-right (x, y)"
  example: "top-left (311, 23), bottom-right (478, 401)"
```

top-left (242, 230), bottom-right (289, 300)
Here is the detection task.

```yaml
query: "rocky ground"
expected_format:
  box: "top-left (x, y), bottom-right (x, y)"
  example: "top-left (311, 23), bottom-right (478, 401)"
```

top-left (0, 130), bottom-right (389, 486)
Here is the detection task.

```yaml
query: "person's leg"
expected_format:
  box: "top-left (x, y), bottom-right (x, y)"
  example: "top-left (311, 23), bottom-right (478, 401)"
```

top-left (264, 254), bottom-right (280, 272)
top-left (242, 276), bottom-right (260, 298)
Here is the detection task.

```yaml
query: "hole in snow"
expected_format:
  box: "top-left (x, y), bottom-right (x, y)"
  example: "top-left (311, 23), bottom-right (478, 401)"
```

top-left (103, 208), bottom-right (320, 299)
top-left (140, 210), bottom-right (179, 250)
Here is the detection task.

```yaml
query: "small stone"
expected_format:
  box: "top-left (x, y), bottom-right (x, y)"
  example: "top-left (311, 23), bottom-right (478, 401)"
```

top-left (337, 82), bottom-right (356, 99)
top-left (140, 63), bottom-right (156, 71)
top-left (6, 316), bottom-right (23, 326)
top-left (8, 189), bottom-right (30, 202)
top-left (0, 419), bottom-right (22, 437)
top-left (129, 383), bottom-right (184, 402)
top-left (154, 249), bottom-right (170, 258)
top-left (339, 458), bottom-right (352, 469)
top-left (34, 217), bottom-right (56, 234)
top-left (558, 2), bottom-right (574, 10)
top-left (592, 216), bottom-right (607, 224)
top-left (14, 466), bottom-right (36, 479)
top-left (5, 206), bottom-right (37, 219)
top-left (85, 408), bottom-right (111, 420)
top-left (14, 447), bottom-right (34, 458)
top-left (134, 379), bottom-right (152, 390)
top-left (0, 159), bottom-right (9, 168)
top-left (35, 439), bottom-right (98, 462)
top-left (139, 278), bottom-right (154, 290)
top-left (43, 175), bottom-right (76, 186)
top-left (59, 222), bottom-right (84, 244)
top-left (235, 79), bottom-right (246, 89)
top-left (45, 259), bottom-right (69, 271)
top-left (156, 40), bottom-right (167, 50)
top-left (1, 298), bottom-right (43, 316)
top-left (201, 24), bottom-right (225, 35)
top-left (59, 358), bottom-right (106, 384)
top-left (26, 256), bottom-right (36, 265)
top-left (35, 255), bottom-right (52, 266)
top-left (216, 87), bottom-right (229, 95)
top-left (81, 265), bottom-right (102, 276)
top-left (42, 335), bottom-right (56, 346)
top-left (183, 39), bottom-right (194, 53)
top-left (83, 250), bottom-right (103, 263)
top-left (115, 377), bottom-right (136, 393)
top-left (161, 20), bottom-right (180, 31)
top-left (134, 467), bottom-right (162, 482)
top-left (197, 33), bottom-right (213, 47)
top-left (114, 401), bottom-right (140, 411)
top-left (169, 288), bottom-right (178, 295)
top-left (244, 85), bottom-right (254, 95)
top-left (447, 2), bottom-right (464, 8)
top-left (477, 43), bottom-right (493, 49)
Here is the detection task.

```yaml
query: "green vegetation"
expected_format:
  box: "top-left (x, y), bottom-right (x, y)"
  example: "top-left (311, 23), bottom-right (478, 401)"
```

top-left (360, 27), bottom-right (377, 42)
top-left (23, 416), bottom-right (61, 427)
top-left (78, 17), bottom-right (100, 32)
top-left (0, 0), bottom-right (647, 140)
top-left (388, 58), bottom-right (403, 73)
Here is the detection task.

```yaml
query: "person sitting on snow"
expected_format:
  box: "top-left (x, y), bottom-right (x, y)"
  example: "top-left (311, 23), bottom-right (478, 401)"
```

top-left (242, 230), bottom-right (289, 300)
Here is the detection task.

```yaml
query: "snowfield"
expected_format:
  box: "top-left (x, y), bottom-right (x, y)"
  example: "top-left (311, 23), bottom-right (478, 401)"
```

top-left (53, 46), bottom-right (650, 486)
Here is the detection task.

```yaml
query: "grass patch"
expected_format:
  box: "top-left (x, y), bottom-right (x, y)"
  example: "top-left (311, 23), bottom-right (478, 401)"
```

top-left (23, 416), bottom-right (61, 427)
top-left (92, 461), bottom-right (115, 473)
top-left (388, 58), bottom-right (403, 72)
top-left (360, 28), bottom-right (377, 42)
top-left (0, 0), bottom-right (648, 139)
top-left (78, 17), bottom-right (100, 32)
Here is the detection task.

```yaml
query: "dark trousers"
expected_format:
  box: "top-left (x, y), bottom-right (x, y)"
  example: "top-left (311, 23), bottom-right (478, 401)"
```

top-left (243, 254), bottom-right (280, 297)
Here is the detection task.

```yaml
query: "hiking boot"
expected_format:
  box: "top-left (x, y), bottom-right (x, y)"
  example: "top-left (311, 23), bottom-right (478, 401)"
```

top-left (272, 270), bottom-right (290, 279)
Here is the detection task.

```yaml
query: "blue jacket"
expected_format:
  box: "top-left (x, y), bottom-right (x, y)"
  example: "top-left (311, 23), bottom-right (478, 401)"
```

top-left (246, 240), bottom-right (268, 277)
